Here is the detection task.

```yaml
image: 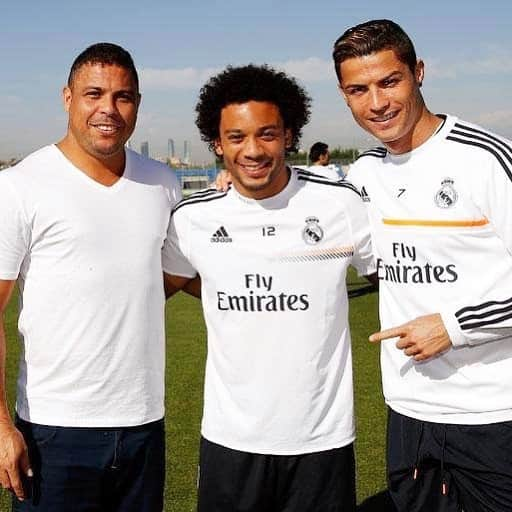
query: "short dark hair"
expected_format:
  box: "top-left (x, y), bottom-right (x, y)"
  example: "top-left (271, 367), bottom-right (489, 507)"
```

top-left (195, 64), bottom-right (311, 153)
top-left (309, 142), bottom-right (329, 163)
top-left (67, 42), bottom-right (139, 91)
top-left (332, 19), bottom-right (417, 83)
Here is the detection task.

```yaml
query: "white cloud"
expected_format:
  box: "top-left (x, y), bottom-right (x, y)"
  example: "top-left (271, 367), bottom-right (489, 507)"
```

top-left (139, 49), bottom-right (512, 93)
top-left (139, 57), bottom-right (334, 91)
top-left (424, 51), bottom-right (512, 80)
top-left (140, 66), bottom-right (221, 90)
top-left (476, 109), bottom-right (512, 127)
top-left (423, 58), bottom-right (457, 79)
top-left (274, 57), bottom-right (333, 83)
top-left (470, 55), bottom-right (512, 74)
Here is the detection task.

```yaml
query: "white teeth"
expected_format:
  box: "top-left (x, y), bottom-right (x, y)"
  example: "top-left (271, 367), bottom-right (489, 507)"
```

top-left (374, 112), bottom-right (396, 122)
top-left (94, 124), bottom-right (118, 132)
top-left (242, 163), bottom-right (268, 169)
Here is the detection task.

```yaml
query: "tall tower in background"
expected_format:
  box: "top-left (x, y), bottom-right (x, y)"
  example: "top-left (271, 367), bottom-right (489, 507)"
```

top-left (168, 139), bottom-right (175, 160)
top-left (141, 141), bottom-right (149, 158)
top-left (183, 140), bottom-right (191, 165)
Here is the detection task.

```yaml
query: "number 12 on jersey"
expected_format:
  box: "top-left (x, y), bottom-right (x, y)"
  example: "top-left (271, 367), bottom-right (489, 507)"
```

top-left (262, 226), bottom-right (276, 237)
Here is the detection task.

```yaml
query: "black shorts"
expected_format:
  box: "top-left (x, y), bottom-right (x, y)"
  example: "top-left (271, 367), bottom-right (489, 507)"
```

top-left (387, 408), bottom-right (512, 512)
top-left (197, 437), bottom-right (356, 512)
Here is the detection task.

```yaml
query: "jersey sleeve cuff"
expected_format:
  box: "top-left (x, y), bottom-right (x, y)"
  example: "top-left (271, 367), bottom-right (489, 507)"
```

top-left (162, 266), bottom-right (197, 279)
top-left (0, 270), bottom-right (19, 280)
top-left (354, 261), bottom-right (377, 278)
top-left (440, 309), bottom-right (468, 347)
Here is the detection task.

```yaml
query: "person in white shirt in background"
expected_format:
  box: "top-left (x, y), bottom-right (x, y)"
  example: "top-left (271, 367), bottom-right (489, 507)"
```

top-left (307, 141), bottom-right (341, 179)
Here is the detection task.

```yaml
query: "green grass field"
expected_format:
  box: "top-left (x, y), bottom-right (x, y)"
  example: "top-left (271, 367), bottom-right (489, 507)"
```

top-left (1, 269), bottom-right (389, 511)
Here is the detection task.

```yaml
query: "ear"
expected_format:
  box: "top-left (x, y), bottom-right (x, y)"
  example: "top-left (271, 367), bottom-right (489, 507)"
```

top-left (284, 129), bottom-right (293, 150)
top-left (135, 92), bottom-right (142, 110)
top-left (415, 59), bottom-right (425, 87)
top-left (63, 86), bottom-right (72, 113)
top-left (214, 139), bottom-right (224, 157)
top-left (337, 83), bottom-right (349, 105)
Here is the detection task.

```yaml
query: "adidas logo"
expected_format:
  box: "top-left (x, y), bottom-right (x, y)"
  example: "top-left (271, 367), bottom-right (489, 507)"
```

top-left (360, 186), bottom-right (370, 202)
top-left (211, 226), bottom-right (233, 243)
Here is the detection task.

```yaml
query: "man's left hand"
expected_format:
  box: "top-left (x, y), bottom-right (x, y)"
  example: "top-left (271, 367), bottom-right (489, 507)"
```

top-left (369, 313), bottom-right (452, 361)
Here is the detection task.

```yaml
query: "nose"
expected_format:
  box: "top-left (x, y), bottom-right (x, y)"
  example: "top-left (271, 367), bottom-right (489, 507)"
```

top-left (368, 86), bottom-right (389, 113)
top-left (99, 94), bottom-right (118, 115)
top-left (243, 136), bottom-right (264, 159)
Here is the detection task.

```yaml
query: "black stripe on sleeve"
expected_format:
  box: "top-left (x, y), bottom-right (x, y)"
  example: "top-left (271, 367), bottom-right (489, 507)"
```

top-left (172, 191), bottom-right (228, 215)
top-left (356, 147), bottom-right (387, 160)
top-left (457, 302), bottom-right (512, 324)
top-left (455, 123), bottom-right (512, 156)
top-left (180, 188), bottom-right (223, 201)
top-left (297, 175), bottom-right (361, 196)
top-left (446, 123), bottom-right (512, 183)
top-left (451, 128), bottom-right (512, 168)
top-left (459, 310), bottom-right (512, 331)
top-left (456, 295), bottom-right (512, 330)
top-left (456, 296), bottom-right (512, 317)
top-left (446, 136), bottom-right (512, 183)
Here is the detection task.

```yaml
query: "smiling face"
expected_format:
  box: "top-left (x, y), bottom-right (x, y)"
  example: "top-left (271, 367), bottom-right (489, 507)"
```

top-left (63, 62), bottom-right (140, 167)
top-left (339, 49), bottom-right (429, 154)
top-left (215, 101), bottom-right (292, 199)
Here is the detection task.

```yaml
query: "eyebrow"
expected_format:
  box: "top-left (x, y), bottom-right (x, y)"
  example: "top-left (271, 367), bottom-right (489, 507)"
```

top-left (223, 124), bottom-right (280, 134)
top-left (81, 85), bottom-right (138, 96)
top-left (343, 70), bottom-right (403, 88)
top-left (379, 71), bottom-right (403, 82)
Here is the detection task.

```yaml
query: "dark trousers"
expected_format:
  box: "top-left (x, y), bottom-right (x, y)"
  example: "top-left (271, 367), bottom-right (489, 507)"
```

top-left (197, 437), bottom-right (356, 512)
top-left (13, 416), bottom-right (165, 512)
top-left (387, 409), bottom-right (512, 512)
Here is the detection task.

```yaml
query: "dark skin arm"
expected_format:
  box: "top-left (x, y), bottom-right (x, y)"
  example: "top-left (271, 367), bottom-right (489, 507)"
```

top-left (164, 273), bottom-right (201, 300)
top-left (0, 280), bottom-right (32, 502)
top-left (364, 272), bottom-right (379, 287)
top-left (183, 276), bottom-right (201, 299)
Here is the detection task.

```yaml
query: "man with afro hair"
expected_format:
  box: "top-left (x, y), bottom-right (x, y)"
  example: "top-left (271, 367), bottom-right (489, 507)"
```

top-left (163, 64), bottom-right (376, 511)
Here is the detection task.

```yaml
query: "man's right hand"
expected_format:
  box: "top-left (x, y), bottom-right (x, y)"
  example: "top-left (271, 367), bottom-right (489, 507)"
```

top-left (0, 422), bottom-right (32, 501)
top-left (214, 169), bottom-right (231, 191)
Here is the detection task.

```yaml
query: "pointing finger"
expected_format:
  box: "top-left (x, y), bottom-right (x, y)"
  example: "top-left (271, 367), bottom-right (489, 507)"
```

top-left (369, 326), bottom-right (405, 343)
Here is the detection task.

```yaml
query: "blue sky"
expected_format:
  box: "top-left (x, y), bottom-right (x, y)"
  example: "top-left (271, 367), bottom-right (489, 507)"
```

top-left (2, 0), bottom-right (511, 162)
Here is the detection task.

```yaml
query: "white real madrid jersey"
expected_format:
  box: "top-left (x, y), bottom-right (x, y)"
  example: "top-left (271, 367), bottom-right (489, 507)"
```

top-left (350, 115), bottom-right (512, 424)
top-left (163, 168), bottom-right (375, 454)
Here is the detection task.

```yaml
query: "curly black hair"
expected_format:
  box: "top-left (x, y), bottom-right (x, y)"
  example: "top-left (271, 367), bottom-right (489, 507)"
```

top-left (195, 64), bottom-right (312, 153)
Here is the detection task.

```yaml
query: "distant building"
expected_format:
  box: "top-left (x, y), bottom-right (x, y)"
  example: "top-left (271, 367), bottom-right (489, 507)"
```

top-left (141, 141), bottom-right (149, 158)
top-left (168, 139), bottom-right (175, 161)
top-left (183, 140), bottom-right (191, 165)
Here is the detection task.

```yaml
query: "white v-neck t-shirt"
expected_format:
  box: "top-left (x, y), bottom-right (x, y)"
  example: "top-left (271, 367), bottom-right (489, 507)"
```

top-left (0, 145), bottom-right (180, 427)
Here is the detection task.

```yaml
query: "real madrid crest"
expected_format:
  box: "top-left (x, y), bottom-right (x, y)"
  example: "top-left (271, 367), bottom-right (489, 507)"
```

top-left (435, 178), bottom-right (458, 209)
top-left (302, 217), bottom-right (324, 245)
